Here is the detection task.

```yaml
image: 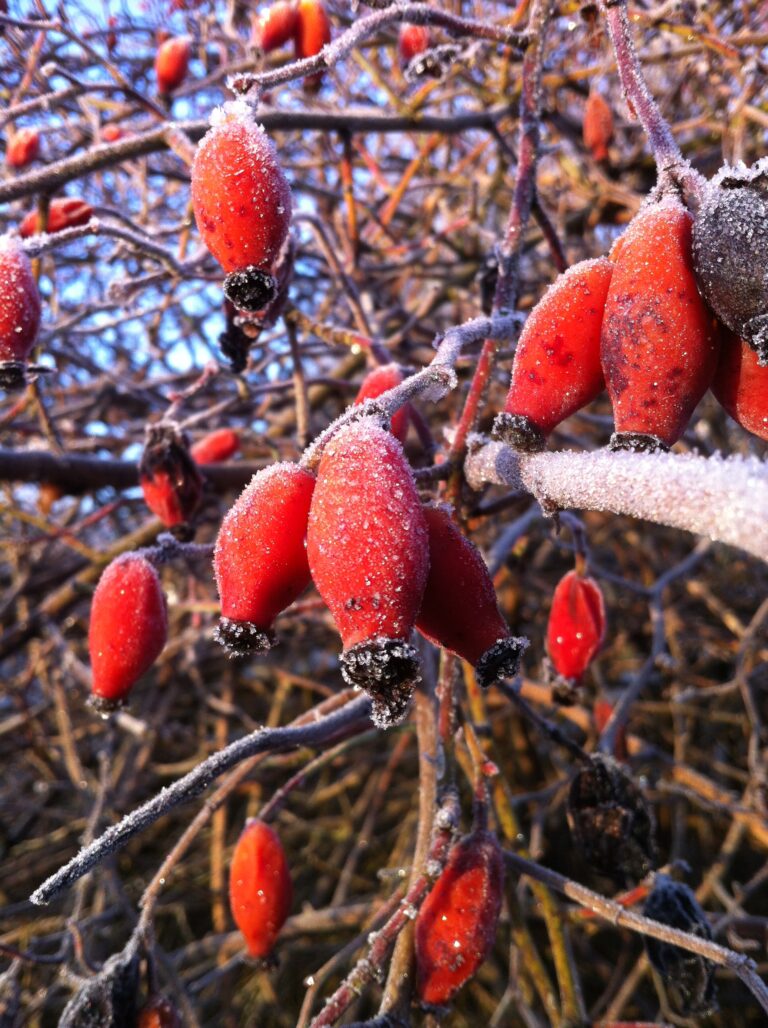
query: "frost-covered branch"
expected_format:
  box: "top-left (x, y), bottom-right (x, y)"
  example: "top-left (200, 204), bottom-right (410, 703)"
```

top-left (465, 441), bottom-right (768, 563)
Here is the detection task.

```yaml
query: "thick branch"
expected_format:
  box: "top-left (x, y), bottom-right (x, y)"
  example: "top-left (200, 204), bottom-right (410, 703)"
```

top-left (465, 442), bottom-right (768, 563)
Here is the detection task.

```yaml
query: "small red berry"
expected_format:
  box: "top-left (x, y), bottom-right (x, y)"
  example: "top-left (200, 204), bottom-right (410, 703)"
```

top-left (191, 103), bottom-right (293, 313)
top-left (137, 994), bottom-right (182, 1028)
top-left (583, 90), bottom-right (614, 162)
top-left (139, 424), bottom-right (204, 538)
top-left (155, 35), bottom-right (191, 95)
top-left (711, 329), bottom-right (768, 442)
top-left (601, 199), bottom-right (720, 451)
top-left (494, 256), bottom-right (613, 451)
top-left (307, 418), bottom-right (429, 726)
top-left (101, 123), bottom-right (124, 143)
top-left (594, 698), bottom-right (628, 761)
top-left (106, 16), bottom-right (117, 53)
top-left (546, 568), bottom-right (606, 684)
top-left (353, 364), bottom-right (411, 444)
top-left (253, 0), bottom-right (299, 52)
top-left (191, 428), bottom-right (241, 464)
top-left (398, 23), bottom-right (431, 66)
top-left (88, 553), bottom-right (168, 712)
top-left (229, 820), bottom-right (292, 959)
top-left (19, 197), bottom-right (93, 238)
top-left (0, 234), bottom-right (42, 392)
top-left (415, 829), bottom-right (505, 1007)
top-left (214, 462), bottom-right (315, 656)
top-left (294, 0), bottom-right (331, 94)
top-left (416, 505), bottom-right (527, 687)
top-left (6, 127), bottom-right (40, 169)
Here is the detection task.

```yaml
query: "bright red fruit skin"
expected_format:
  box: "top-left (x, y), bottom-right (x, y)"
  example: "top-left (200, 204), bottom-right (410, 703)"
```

top-left (416, 506), bottom-right (527, 687)
top-left (547, 569), bottom-right (606, 682)
top-left (594, 699), bottom-right (628, 761)
top-left (214, 462), bottom-right (315, 655)
top-left (191, 106), bottom-right (292, 312)
top-left (0, 234), bottom-right (42, 391)
top-left (7, 127), bottom-right (40, 169)
top-left (229, 820), bottom-right (292, 959)
top-left (353, 364), bottom-right (410, 444)
top-left (20, 198), bottom-right (93, 238)
top-left (101, 124), bottom-right (124, 143)
top-left (495, 256), bottom-right (613, 450)
top-left (139, 426), bottom-right (204, 537)
top-left (88, 554), bottom-right (168, 710)
top-left (137, 995), bottom-right (182, 1028)
top-left (711, 330), bottom-right (768, 442)
top-left (155, 35), bottom-right (191, 95)
top-left (601, 200), bottom-right (720, 451)
top-left (415, 830), bottom-right (505, 1007)
top-left (307, 419), bottom-right (429, 725)
top-left (398, 24), bottom-right (431, 65)
top-left (294, 0), bottom-right (331, 93)
top-left (191, 428), bottom-right (241, 464)
top-left (254, 1), bottom-right (299, 51)
top-left (583, 91), bottom-right (614, 162)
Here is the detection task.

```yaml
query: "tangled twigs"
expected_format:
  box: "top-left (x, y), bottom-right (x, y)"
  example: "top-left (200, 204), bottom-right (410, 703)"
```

top-left (464, 441), bottom-right (768, 564)
top-left (30, 695), bottom-right (373, 907)
top-left (504, 851), bottom-right (768, 1016)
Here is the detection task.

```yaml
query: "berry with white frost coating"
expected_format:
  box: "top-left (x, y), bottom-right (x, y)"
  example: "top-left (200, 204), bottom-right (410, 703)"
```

top-left (0, 234), bottom-right (42, 392)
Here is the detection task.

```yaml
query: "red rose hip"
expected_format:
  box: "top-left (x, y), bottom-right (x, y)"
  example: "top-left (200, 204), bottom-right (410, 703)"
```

top-left (601, 199), bottom-right (720, 451)
top-left (415, 829), bottom-right (505, 1006)
top-left (19, 197), bottom-right (93, 238)
top-left (547, 568), bottom-right (606, 683)
top-left (191, 102), bottom-right (292, 313)
top-left (0, 234), bottom-right (43, 392)
top-left (711, 330), bottom-right (768, 442)
top-left (398, 24), bottom-right (431, 66)
top-left (294, 0), bottom-right (331, 94)
top-left (416, 505), bottom-right (527, 686)
top-left (191, 427), bottom-right (241, 464)
top-left (583, 90), bottom-right (614, 162)
top-left (353, 364), bottom-right (411, 444)
top-left (6, 127), bottom-right (40, 169)
top-left (88, 553), bottom-right (168, 712)
top-left (155, 35), bottom-right (191, 95)
top-left (229, 820), bottom-right (292, 959)
top-left (139, 424), bottom-right (204, 538)
top-left (253, 0), bottom-right (298, 51)
top-left (214, 462), bottom-right (315, 656)
top-left (307, 419), bottom-right (429, 727)
top-left (494, 256), bottom-right (613, 451)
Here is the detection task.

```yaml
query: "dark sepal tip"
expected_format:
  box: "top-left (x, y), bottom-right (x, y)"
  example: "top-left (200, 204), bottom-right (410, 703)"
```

top-left (214, 617), bottom-right (277, 658)
top-left (491, 412), bottom-right (546, 453)
top-left (341, 637), bottom-right (420, 729)
top-left (88, 693), bottom-right (126, 716)
top-left (476, 635), bottom-right (529, 688)
top-left (223, 267), bottom-right (277, 314)
top-left (744, 313), bottom-right (768, 366)
top-left (0, 361), bottom-right (29, 392)
top-left (168, 522), bottom-right (196, 543)
top-left (609, 431), bottom-right (669, 454)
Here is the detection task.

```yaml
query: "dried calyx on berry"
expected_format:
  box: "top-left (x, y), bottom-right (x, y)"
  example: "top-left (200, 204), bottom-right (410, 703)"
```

top-left (416, 504), bottom-right (528, 687)
top-left (643, 875), bottom-right (717, 1018)
top-left (567, 753), bottom-right (656, 886)
top-left (214, 462), bottom-right (315, 657)
top-left (307, 418), bottom-right (429, 728)
top-left (415, 828), bottom-right (505, 1007)
top-left (0, 234), bottom-right (43, 392)
top-left (693, 158), bottom-right (768, 365)
top-left (229, 819), bottom-right (292, 959)
top-left (139, 423), bottom-right (204, 539)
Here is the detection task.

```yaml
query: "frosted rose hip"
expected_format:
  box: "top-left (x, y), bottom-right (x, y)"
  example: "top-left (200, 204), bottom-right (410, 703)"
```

top-left (353, 364), bottom-right (411, 444)
top-left (0, 234), bottom-right (42, 391)
top-left (191, 104), bottom-right (292, 313)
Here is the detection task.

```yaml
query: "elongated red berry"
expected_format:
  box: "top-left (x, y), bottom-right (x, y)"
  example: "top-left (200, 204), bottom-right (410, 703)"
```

top-left (415, 829), bottom-right (504, 1006)
top-left (494, 257), bottom-right (613, 451)
top-left (583, 91), bottom-right (613, 162)
top-left (307, 418), bottom-right (429, 726)
top-left (101, 123), bottom-right (124, 143)
top-left (711, 330), bottom-right (768, 441)
top-left (294, 0), bottom-right (331, 94)
top-left (191, 428), bottom-right (241, 464)
top-left (214, 462), bottom-right (315, 655)
top-left (254, 0), bottom-right (298, 51)
top-left (139, 424), bottom-right (204, 538)
top-left (547, 569), bottom-right (605, 683)
top-left (89, 553), bottom-right (168, 712)
top-left (601, 199), bottom-right (720, 451)
top-left (192, 102), bottom-right (292, 313)
top-left (0, 234), bottom-right (42, 392)
top-left (416, 505), bottom-right (527, 687)
top-left (6, 127), bottom-right (39, 169)
top-left (398, 24), bottom-right (431, 66)
top-left (353, 364), bottom-right (410, 444)
top-left (230, 820), bottom-right (292, 959)
top-left (20, 197), bottom-right (93, 238)
top-left (155, 35), bottom-right (191, 95)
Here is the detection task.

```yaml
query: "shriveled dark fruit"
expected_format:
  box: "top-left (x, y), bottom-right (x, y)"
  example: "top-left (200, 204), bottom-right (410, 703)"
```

top-left (693, 159), bottom-right (768, 365)
top-left (58, 946), bottom-right (140, 1028)
top-left (644, 875), bottom-right (718, 1018)
top-left (567, 753), bottom-right (655, 886)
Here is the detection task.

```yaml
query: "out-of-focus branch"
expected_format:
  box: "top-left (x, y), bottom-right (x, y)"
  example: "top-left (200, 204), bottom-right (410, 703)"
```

top-left (465, 441), bottom-right (768, 563)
